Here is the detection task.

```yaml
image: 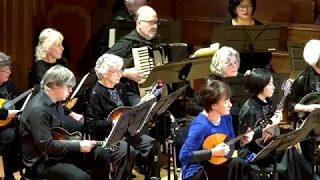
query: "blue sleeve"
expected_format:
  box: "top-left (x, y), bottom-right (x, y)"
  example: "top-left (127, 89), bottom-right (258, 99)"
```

top-left (227, 114), bottom-right (235, 138)
top-left (179, 120), bottom-right (207, 163)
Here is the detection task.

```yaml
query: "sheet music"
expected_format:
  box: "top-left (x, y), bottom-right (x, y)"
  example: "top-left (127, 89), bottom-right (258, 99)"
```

top-left (70, 72), bottom-right (90, 100)
top-left (20, 93), bottom-right (32, 111)
top-left (109, 28), bottom-right (116, 48)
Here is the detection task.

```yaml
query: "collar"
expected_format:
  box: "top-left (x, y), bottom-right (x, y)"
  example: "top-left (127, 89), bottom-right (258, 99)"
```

top-left (252, 95), bottom-right (272, 106)
top-left (40, 89), bottom-right (56, 106)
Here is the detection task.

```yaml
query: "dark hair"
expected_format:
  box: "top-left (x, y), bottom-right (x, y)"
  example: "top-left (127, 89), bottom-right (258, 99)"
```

top-left (200, 79), bottom-right (232, 112)
top-left (228, 0), bottom-right (257, 18)
top-left (245, 68), bottom-right (272, 96)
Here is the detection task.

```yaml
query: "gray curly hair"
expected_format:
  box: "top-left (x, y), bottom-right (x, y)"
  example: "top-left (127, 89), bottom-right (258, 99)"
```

top-left (210, 46), bottom-right (240, 77)
top-left (95, 53), bottom-right (124, 80)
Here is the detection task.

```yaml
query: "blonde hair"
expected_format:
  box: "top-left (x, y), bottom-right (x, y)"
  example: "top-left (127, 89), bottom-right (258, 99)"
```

top-left (210, 46), bottom-right (240, 77)
top-left (303, 39), bottom-right (320, 66)
top-left (95, 53), bottom-right (124, 80)
top-left (35, 28), bottom-right (64, 61)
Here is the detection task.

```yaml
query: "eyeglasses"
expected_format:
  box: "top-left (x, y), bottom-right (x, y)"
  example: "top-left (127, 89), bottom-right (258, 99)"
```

top-left (237, 4), bottom-right (253, 10)
top-left (0, 66), bottom-right (12, 73)
top-left (109, 70), bottom-right (123, 75)
top-left (140, 20), bottom-right (160, 26)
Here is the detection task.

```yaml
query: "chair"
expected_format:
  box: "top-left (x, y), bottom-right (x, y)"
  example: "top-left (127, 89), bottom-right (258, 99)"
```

top-left (287, 41), bottom-right (307, 79)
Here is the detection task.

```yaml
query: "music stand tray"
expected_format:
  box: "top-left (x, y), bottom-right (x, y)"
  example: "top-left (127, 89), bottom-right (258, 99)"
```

top-left (126, 99), bottom-right (157, 135)
top-left (251, 128), bottom-right (306, 163)
top-left (141, 56), bottom-right (212, 88)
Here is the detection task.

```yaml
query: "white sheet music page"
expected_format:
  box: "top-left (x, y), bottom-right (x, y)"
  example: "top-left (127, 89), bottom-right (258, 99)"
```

top-left (108, 28), bottom-right (116, 48)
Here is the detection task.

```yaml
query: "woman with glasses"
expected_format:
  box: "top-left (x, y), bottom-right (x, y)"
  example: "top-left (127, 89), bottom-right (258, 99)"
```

top-left (85, 53), bottom-right (160, 180)
top-left (221, 0), bottom-right (274, 73)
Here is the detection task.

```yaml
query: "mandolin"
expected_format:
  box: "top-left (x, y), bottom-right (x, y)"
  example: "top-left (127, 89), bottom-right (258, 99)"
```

top-left (202, 79), bottom-right (292, 165)
top-left (0, 87), bottom-right (34, 127)
top-left (202, 119), bottom-right (271, 165)
top-left (297, 92), bottom-right (320, 121)
top-left (107, 80), bottom-right (164, 121)
top-left (45, 127), bottom-right (120, 160)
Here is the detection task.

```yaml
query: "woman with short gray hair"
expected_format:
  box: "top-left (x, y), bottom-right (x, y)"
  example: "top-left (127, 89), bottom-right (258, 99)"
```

top-left (0, 52), bottom-right (23, 180)
top-left (95, 53), bottom-right (124, 81)
top-left (187, 46), bottom-right (243, 117)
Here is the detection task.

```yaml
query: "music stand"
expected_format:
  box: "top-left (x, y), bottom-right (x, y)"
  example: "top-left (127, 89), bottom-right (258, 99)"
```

top-left (212, 25), bottom-right (281, 71)
top-left (145, 85), bottom-right (188, 180)
top-left (141, 56), bottom-right (212, 87)
top-left (111, 98), bottom-right (157, 180)
top-left (251, 110), bottom-right (318, 180)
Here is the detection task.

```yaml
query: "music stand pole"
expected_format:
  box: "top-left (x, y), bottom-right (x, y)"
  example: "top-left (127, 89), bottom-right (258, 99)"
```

top-left (178, 63), bottom-right (192, 116)
top-left (145, 86), bottom-right (188, 180)
top-left (167, 111), bottom-right (179, 180)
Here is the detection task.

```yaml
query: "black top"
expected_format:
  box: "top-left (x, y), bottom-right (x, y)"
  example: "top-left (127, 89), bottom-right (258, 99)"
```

top-left (286, 66), bottom-right (320, 112)
top-left (238, 96), bottom-right (280, 163)
top-left (219, 19), bottom-right (272, 73)
top-left (19, 89), bottom-right (80, 172)
top-left (85, 82), bottom-right (131, 141)
top-left (0, 80), bottom-right (19, 120)
top-left (220, 19), bottom-right (263, 26)
top-left (29, 58), bottom-right (68, 89)
top-left (107, 29), bottom-right (161, 96)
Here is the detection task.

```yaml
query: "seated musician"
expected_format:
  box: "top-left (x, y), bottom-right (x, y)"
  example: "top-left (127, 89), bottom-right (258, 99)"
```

top-left (179, 79), bottom-right (259, 180)
top-left (187, 46), bottom-right (242, 117)
top-left (0, 52), bottom-right (21, 180)
top-left (29, 28), bottom-right (83, 132)
top-left (221, 0), bottom-right (273, 73)
top-left (19, 65), bottom-right (110, 180)
top-left (94, 0), bottom-right (148, 58)
top-left (238, 68), bottom-right (313, 179)
top-left (107, 5), bottom-right (161, 106)
top-left (85, 53), bottom-right (159, 179)
top-left (187, 46), bottom-right (245, 136)
top-left (285, 39), bottom-right (320, 168)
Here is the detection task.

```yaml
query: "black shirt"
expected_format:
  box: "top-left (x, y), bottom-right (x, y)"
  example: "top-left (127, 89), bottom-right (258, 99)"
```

top-left (107, 29), bottom-right (161, 96)
top-left (19, 89), bottom-right (80, 171)
top-left (238, 96), bottom-right (280, 161)
top-left (85, 82), bottom-right (131, 141)
top-left (286, 66), bottom-right (319, 112)
top-left (29, 58), bottom-right (68, 88)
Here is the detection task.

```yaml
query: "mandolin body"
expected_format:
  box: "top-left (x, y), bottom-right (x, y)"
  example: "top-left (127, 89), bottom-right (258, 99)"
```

top-left (0, 98), bottom-right (13, 127)
top-left (202, 133), bottom-right (234, 165)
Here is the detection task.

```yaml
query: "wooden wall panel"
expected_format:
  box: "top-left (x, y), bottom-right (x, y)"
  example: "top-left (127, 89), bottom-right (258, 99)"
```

top-left (46, 0), bottom-right (95, 76)
top-left (0, 0), bottom-right (34, 93)
top-left (287, 24), bottom-right (320, 43)
top-left (149, 0), bottom-right (173, 19)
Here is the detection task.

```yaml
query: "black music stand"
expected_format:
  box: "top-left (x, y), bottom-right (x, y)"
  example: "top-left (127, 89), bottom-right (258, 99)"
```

top-left (145, 85), bottom-right (188, 180)
top-left (141, 56), bottom-right (212, 87)
top-left (212, 25), bottom-right (281, 72)
top-left (251, 111), bottom-right (318, 180)
top-left (114, 99), bottom-right (157, 180)
top-left (251, 129), bottom-right (306, 180)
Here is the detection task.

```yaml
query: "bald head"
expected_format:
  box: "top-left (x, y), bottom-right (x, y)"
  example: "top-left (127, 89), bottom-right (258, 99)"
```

top-left (135, 6), bottom-right (158, 40)
top-left (124, 0), bottom-right (147, 15)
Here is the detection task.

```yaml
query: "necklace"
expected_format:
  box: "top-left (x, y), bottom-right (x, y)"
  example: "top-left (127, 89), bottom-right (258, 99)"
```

top-left (202, 111), bottom-right (221, 126)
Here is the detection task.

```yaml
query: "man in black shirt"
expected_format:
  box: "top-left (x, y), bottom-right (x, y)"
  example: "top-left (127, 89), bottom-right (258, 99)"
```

top-left (107, 5), bottom-right (161, 106)
top-left (0, 52), bottom-right (21, 180)
top-left (86, 53), bottom-right (160, 180)
top-left (19, 65), bottom-right (110, 180)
